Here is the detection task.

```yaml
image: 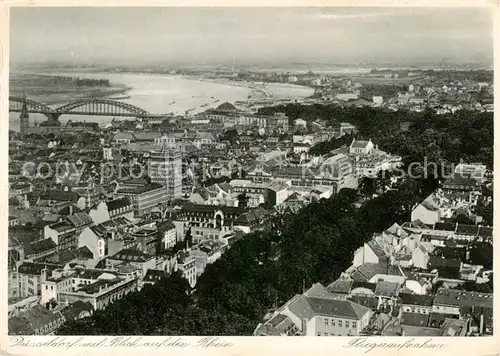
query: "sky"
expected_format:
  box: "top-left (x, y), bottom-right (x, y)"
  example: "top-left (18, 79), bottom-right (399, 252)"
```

top-left (9, 7), bottom-right (494, 67)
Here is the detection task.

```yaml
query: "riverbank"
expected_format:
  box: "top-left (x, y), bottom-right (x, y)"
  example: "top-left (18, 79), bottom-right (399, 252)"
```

top-left (9, 72), bottom-right (131, 105)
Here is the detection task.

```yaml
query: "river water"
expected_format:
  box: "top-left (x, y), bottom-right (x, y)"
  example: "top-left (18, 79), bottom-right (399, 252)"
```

top-left (9, 71), bottom-right (314, 131)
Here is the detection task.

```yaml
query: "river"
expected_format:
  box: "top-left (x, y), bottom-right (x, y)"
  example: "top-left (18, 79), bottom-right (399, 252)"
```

top-left (9, 71), bottom-right (314, 131)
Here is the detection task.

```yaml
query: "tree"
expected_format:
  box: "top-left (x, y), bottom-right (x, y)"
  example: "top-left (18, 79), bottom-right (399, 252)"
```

top-left (359, 177), bottom-right (377, 199)
top-left (237, 193), bottom-right (249, 210)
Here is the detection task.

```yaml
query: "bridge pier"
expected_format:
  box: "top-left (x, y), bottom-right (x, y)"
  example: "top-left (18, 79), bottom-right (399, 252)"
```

top-left (49, 113), bottom-right (61, 121)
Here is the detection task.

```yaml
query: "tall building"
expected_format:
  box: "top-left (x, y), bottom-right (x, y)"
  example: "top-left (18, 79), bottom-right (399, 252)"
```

top-left (20, 97), bottom-right (29, 134)
top-left (148, 146), bottom-right (182, 201)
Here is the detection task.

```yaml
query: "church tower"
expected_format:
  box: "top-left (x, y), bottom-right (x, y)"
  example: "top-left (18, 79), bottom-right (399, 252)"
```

top-left (20, 94), bottom-right (29, 134)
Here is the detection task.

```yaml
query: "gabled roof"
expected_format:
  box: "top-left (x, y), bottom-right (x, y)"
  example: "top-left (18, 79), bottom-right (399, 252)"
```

top-left (106, 197), bottom-right (132, 212)
top-left (375, 280), bottom-right (400, 297)
top-left (399, 293), bottom-right (433, 306)
top-left (40, 190), bottom-right (79, 203)
top-left (350, 139), bottom-right (371, 149)
top-left (67, 212), bottom-right (93, 228)
top-left (306, 297), bottom-right (371, 320)
top-left (304, 283), bottom-right (335, 299)
top-left (455, 224), bottom-right (480, 236)
top-left (24, 238), bottom-right (57, 256)
top-left (367, 240), bottom-right (388, 258)
top-left (16, 305), bottom-right (65, 333)
top-left (326, 279), bottom-right (354, 295)
top-left (351, 263), bottom-right (405, 282)
top-left (401, 312), bottom-right (430, 327)
top-left (285, 294), bottom-right (315, 321)
top-left (434, 222), bottom-right (456, 232)
top-left (478, 226), bottom-right (493, 238)
top-left (433, 289), bottom-right (493, 309)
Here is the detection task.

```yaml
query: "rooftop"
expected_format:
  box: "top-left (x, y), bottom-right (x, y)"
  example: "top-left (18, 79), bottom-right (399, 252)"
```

top-left (433, 289), bottom-right (493, 309)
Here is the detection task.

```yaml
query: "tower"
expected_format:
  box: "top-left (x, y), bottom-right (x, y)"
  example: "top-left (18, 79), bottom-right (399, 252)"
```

top-left (20, 95), bottom-right (29, 134)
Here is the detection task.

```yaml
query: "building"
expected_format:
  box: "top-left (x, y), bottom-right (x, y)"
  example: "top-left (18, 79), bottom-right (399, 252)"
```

top-left (114, 181), bottom-right (168, 217)
top-left (16, 262), bottom-right (62, 298)
top-left (44, 212), bottom-right (94, 251)
top-left (148, 146), bottom-right (183, 201)
top-left (233, 207), bottom-right (270, 234)
top-left (8, 304), bottom-right (65, 335)
top-left (177, 203), bottom-right (240, 242)
top-left (177, 251), bottom-right (197, 288)
top-left (158, 221), bottom-right (177, 250)
top-left (254, 283), bottom-right (372, 336)
top-left (349, 139), bottom-right (375, 155)
top-left (106, 248), bottom-right (156, 278)
top-left (40, 268), bottom-right (119, 305)
top-left (89, 197), bottom-right (134, 225)
top-left (58, 277), bottom-right (139, 311)
top-left (77, 217), bottom-right (135, 259)
top-left (189, 240), bottom-right (226, 275)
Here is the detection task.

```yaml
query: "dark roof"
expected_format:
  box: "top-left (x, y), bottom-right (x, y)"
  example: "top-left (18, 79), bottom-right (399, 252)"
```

top-left (109, 248), bottom-right (154, 263)
top-left (66, 212), bottom-right (93, 228)
top-left (143, 269), bottom-right (167, 283)
top-left (367, 240), bottom-right (388, 258)
top-left (456, 224), bottom-right (480, 236)
top-left (347, 295), bottom-right (379, 310)
top-left (8, 316), bottom-right (34, 335)
top-left (434, 222), bottom-right (456, 232)
top-left (351, 281), bottom-right (377, 292)
top-left (61, 301), bottom-right (94, 320)
top-left (24, 238), bottom-right (57, 256)
top-left (234, 207), bottom-right (269, 225)
top-left (40, 247), bottom-right (93, 264)
top-left (421, 234), bottom-right (447, 241)
top-left (478, 226), bottom-right (493, 238)
top-left (327, 279), bottom-right (354, 294)
top-left (215, 102), bottom-right (237, 111)
top-left (443, 173), bottom-right (479, 190)
top-left (428, 256), bottom-right (461, 270)
top-left (433, 289), bottom-right (493, 309)
top-left (18, 262), bottom-right (62, 275)
top-left (351, 263), bottom-right (405, 282)
top-left (40, 190), bottom-right (79, 203)
top-left (351, 139), bottom-right (371, 148)
top-left (400, 312), bottom-right (430, 327)
top-left (306, 297), bottom-right (371, 320)
top-left (13, 305), bottom-right (65, 334)
top-left (428, 312), bottom-right (458, 328)
top-left (399, 293), bottom-right (433, 306)
top-left (181, 202), bottom-right (240, 215)
top-left (374, 280), bottom-right (400, 297)
top-left (106, 197), bottom-right (132, 212)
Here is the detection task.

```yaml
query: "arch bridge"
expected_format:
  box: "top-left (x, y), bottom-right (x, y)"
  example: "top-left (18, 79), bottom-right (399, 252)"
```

top-left (9, 96), bottom-right (162, 120)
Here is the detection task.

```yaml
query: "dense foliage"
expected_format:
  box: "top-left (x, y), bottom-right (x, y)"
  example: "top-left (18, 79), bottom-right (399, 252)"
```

top-left (58, 105), bottom-right (492, 335)
top-left (258, 105), bottom-right (493, 168)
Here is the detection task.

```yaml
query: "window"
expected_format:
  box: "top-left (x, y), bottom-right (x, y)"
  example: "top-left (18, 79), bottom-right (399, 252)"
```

top-left (324, 318), bottom-right (329, 326)
top-left (317, 332), bottom-right (321, 336)
top-left (45, 285), bottom-right (48, 290)
top-left (338, 320), bottom-right (342, 328)
top-left (331, 319), bottom-right (336, 327)
top-left (324, 333), bottom-right (328, 336)
top-left (50, 286), bottom-right (53, 290)
top-left (351, 321), bottom-right (357, 328)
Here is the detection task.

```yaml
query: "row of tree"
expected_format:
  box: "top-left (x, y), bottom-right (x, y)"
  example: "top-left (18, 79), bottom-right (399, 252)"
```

top-left (258, 105), bottom-right (493, 168)
top-left (58, 173), bottom-right (438, 335)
